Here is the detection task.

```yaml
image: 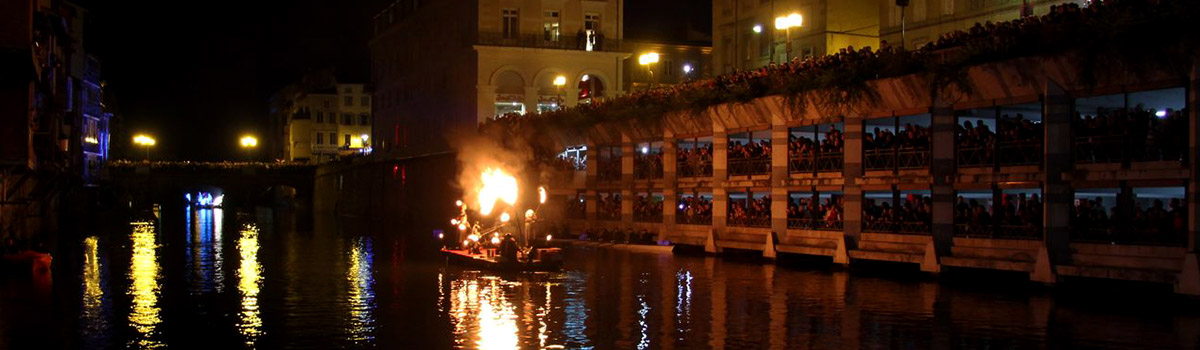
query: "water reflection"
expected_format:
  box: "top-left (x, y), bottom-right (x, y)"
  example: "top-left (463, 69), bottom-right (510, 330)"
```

top-left (127, 221), bottom-right (162, 348)
top-left (237, 223), bottom-right (263, 345)
top-left (80, 236), bottom-right (109, 345)
top-left (346, 237), bottom-right (377, 344)
top-left (186, 208), bottom-right (226, 294)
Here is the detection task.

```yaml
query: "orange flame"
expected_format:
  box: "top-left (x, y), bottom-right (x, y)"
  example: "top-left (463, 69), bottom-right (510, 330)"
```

top-left (478, 167), bottom-right (518, 216)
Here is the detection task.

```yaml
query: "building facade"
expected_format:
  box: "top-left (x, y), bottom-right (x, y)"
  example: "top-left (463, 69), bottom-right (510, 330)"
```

top-left (0, 0), bottom-right (112, 238)
top-left (713, 0), bottom-right (880, 74)
top-left (370, 0), bottom-right (630, 157)
top-left (270, 76), bottom-right (373, 163)
top-left (879, 0), bottom-right (1081, 49)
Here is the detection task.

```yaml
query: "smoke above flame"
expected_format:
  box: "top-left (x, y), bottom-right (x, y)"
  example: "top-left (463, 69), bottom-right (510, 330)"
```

top-left (478, 167), bottom-right (518, 216)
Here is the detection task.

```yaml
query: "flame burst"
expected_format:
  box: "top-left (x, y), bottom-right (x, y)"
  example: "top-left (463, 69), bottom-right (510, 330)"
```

top-left (538, 186), bottom-right (547, 204)
top-left (478, 168), bottom-right (518, 216)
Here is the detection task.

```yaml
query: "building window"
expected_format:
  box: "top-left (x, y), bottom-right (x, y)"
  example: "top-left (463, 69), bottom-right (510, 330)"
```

top-left (665, 59), bottom-right (674, 77)
top-left (943, 0), bottom-right (955, 15)
top-left (323, 101), bottom-right (331, 108)
top-left (316, 132), bottom-right (324, 145)
top-left (361, 96), bottom-right (370, 106)
top-left (584, 13), bottom-right (601, 51)
top-left (343, 114), bottom-right (353, 125)
top-left (543, 10), bottom-right (560, 42)
top-left (360, 114), bottom-right (369, 125)
top-left (502, 8), bottom-right (519, 39)
top-left (344, 134), bottom-right (352, 146)
top-left (494, 102), bottom-right (526, 116)
top-left (316, 111), bottom-right (324, 123)
top-left (344, 96), bottom-right (353, 106)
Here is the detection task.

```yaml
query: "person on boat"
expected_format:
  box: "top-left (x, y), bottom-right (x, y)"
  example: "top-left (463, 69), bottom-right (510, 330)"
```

top-left (499, 233), bottom-right (519, 263)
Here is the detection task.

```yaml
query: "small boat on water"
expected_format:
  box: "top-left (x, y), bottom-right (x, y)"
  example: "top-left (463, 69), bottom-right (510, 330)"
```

top-left (1, 251), bottom-right (52, 277)
top-left (440, 248), bottom-right (563, 272)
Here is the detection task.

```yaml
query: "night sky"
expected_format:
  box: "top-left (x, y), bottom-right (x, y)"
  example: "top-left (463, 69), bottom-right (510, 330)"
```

top-left (76, 0), bottom-right (710, 161)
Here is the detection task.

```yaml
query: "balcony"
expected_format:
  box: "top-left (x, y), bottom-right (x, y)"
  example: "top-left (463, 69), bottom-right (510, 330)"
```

top-left (476, 32), bottom-right (623, 52)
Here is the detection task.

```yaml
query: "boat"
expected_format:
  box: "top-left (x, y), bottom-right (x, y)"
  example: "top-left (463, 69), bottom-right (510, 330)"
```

top-left (1, 250), bottom-right (53, 277)
top-left (440, 248), bottom-right (563, 272)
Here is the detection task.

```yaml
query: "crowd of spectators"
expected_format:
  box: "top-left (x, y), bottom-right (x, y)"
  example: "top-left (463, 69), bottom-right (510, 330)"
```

top-left (677, 143), bottom-right (714, 177)
top-left (863, 195), bottom-right (933, 234)
top-left (565, 196), bottom-right (586, 219)
top-left (676, 196), bottom-right (713, 225)
top-left (634, 151), bottom-right (664, 179)
top-left (634, 195), bottom-right (663, 222)
top-left (958, 113), bottom-right (1044, 166)
top-left (1071, 194), bottom-right (1188, 245)
top-left (728, 195), bottom-right (771, 227)
top-left (107, 160), bottom-right (311, 170)
top-left (786, 195), bottom-right (843, 230)
top-left (787, 127), bottom-right (845, 172)
top-left (1074, 106), bottom-right (1189, 163)
top-left (597, 194), bottom-right (621, 220)
top-left (864, 124), bottom-right (931, 169)
top-left (954, 194), bottom-right (1043, 239)
top-left (597, 155), bottom-right (621, 181)
top-left (728, 139), bottom-right (771, 175)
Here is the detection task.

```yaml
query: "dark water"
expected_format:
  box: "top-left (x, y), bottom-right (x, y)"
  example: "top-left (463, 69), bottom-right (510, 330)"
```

top-left (2, 208), bottom-right (1199, 349)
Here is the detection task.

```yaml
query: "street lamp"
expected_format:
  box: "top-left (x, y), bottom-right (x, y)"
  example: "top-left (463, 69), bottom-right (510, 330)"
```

top-left (774, 13), bottom-right (803, 62)
top-left (638, 52), bottom-right (660, 88)
top-left (240, 135), bottom-right (258, 148)
top-left (132, 134), bottom-right (156, 160)
top-left (553, 75), bottom-right (567, 110)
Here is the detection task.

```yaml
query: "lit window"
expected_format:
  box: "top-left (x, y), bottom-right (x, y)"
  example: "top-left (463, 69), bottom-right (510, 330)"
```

top-left (543, 11), bottom-right (560, 42)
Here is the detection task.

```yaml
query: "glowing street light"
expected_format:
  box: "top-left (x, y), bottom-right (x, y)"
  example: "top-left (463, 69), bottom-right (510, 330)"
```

top-left (240, 135), bottom-right (259, 148)
top-left (774, 13), bottom-right (803, 62)
top-left (552, 75), bottom-right (567, 87)
top-left (752, 24), bottom-right (763, 33)
top-left (638, 52), bottom-right (660, 88)
top-left (132, 134), bottom-right (156, 160)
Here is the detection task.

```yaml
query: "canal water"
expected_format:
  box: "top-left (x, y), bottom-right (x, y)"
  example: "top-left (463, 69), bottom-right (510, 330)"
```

top-left (2, 207), bottom-right (1198, 349)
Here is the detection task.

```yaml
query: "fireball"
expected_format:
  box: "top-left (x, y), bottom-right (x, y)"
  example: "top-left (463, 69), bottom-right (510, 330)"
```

top-left (538, 186), bottom-right (547, 204)
top-left (478, 168), bottom-right (518, 216)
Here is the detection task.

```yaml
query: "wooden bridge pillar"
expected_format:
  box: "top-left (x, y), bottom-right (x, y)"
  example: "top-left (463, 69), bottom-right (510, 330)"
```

top-left (1179, 60), bottom-right (1200, 295)
top-left (710, 129), bottom-right (729, 254)
top-left (769, 123), bottom-right (790, 258)
top-left (930, 94), bottom-right (957, 262)
top-left (1042, 78), bottom-right (1074, 274)
top-left (662, 134), bottom-right (678, 243)
top-left (585, 139), bottom-right (599, 227)
top-left (621, 136), bottom-right (635, 230)
top-left (841, 115), bottom-right (865, 261)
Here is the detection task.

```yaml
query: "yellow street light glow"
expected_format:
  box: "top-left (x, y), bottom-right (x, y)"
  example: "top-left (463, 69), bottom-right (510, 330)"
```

top-left (775, 13), bottom-right (803, 30)
top-left (360, 134), bottom-right (369, 142)
top-left (553, 75), bottom-right (567, 87)
top-left (638, 52), bottom-right (660, 66)
top-left (240, 135), bottom-right (258, 148)
top-left (133, 134), bottom-right (156, 146)
top-left (752, 24), bottom-right (763, 33)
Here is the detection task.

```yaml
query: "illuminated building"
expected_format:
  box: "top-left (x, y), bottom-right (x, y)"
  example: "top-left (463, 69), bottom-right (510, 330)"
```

top-left (713, 0), bottom-right (881, 73)
top-left (879, 0), bottom-right (1083, 50)
top-left (269, 71), bottom-right (373, 163)
top-left (369, 0), bottom-right (629, 157)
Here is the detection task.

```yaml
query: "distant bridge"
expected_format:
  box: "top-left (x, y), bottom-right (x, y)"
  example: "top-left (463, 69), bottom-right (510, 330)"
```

top-left (104, 161), bottom-right (316, 209)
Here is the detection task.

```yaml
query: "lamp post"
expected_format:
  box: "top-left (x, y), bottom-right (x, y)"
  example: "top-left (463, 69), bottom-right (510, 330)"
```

top-left (240, 135), bottom-right (258, 161)
top-left (774, 13), bottom-right (803, 62)
top-left (553, 75), bottom-right (567, 110)
top-left (638, 52), bottom-right (660, 89)
top-left (132, 134), bottom-right (156, 161)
